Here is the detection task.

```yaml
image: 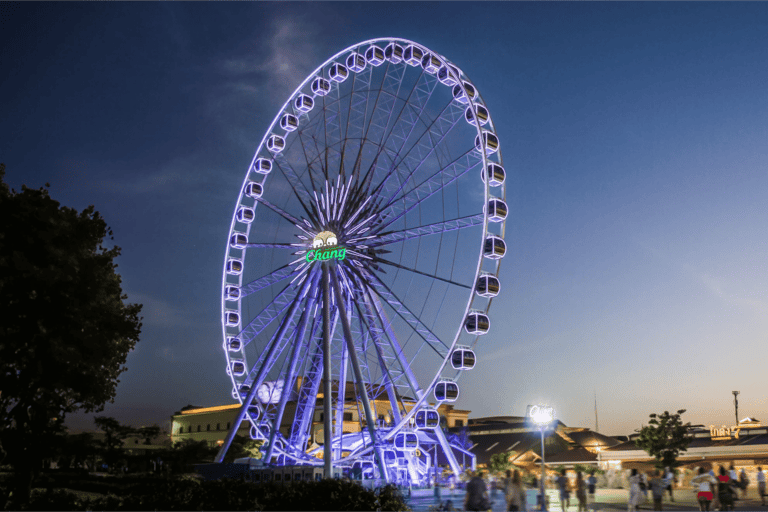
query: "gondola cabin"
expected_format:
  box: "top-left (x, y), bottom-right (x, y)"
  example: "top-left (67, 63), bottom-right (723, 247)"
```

top-left (227, 336), bottom-right (242, 351)
top-left (451, 346), bottom-right (476, 370)
top-left (247, 405), bottom-right (260, 421)
top-left (230, 358), bottom-right (246, 376)
top-left (404, 44), bottom-right (425, 66)
top-left (394, 431), bottom-right (419, 451)
top-left (311, 77), bottom-right (331, 96)
top-left (452, 81), bottom-right (477, 104)
top-left (224, 285), bottom-right (240, 301)
top-left (421, 52), bottom-right (442, 74)
top-left (226, 259), bottom-right (243, 275)
top-left (383, 449), bottom-right (397, 465)
top-left (280, 113), bottom-right (299, 132)
top-left (464, 310), bottom-right (490, 335)
top-left (231, 383), bottom-right (249, 400)
top-left (465, 104), bottom-right (489, 126)
top-left (476, 273), bottom-right (500, 298)
top-left (225, 310), bottom-right (241, 327)
top-left (483, 235), bottom-right (506, 260)
top-left (293, 94), bottom-right (314, 114)
top-left (486, 198), bottom-right (508, 222)
top-left (475, 131), bottom-right (499, 155)
top-left (352, 460), bottom-right (376, 479)
top-left (230, 232), bottom-right (247, 249)
top-left (329, 63), bottom-right (349, 83)
top-left (415, 408), bottom-right (440, 429)
top-left (482, 162), bottom-right (506, 187)
top-left (345, 52), bottom-right (366, 73)
top-left (251, 157), bottom-right (272, 175)
top-left (237, 206), bottom-right (255, 223)
top-left (365, 45), bottom-right (385, 66)
top-left (434, 380), bottom-right (459, 402)
top-left (385, 42), bottom-right (404, 63)
top-left (267, 134), bottom-right (285, 153)
top-left (438, 64), bottom-right (460, 86)
top-left (245, 182), bottom-right (263, 199)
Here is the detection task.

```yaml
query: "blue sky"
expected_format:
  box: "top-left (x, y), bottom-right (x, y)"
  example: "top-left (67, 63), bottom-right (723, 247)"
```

top-left (2, 2), bottom-right (767, 436)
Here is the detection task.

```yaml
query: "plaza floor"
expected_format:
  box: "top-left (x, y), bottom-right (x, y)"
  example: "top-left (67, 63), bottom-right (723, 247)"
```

top-left (406, 487), bottom-right (768, 512)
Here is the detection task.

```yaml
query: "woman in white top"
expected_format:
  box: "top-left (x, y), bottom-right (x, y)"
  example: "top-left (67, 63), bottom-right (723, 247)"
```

top-left (691, 467), bottom-right (717, 511)
top-left (757, 466), bottom-right (766, 506)
top-left (628, 469), bottom-right (642, 512)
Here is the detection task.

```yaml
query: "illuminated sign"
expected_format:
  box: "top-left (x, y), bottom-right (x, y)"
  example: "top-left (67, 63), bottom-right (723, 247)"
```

top-left (306, 230), bottom-right (346, 263)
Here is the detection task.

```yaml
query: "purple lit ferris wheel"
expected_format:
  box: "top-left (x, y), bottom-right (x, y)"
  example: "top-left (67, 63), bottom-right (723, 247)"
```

top-left (216, 38), bottom-right (506, 484)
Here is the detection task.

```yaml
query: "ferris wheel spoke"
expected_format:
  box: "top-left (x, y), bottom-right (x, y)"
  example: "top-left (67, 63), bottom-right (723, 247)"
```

top-left (374, 148), bottom-right (483, 234)
top-left (253, 195), bottom-right (313, 234)
top-left (238, 282), bottom-right (298, 348)
top-left (368, 213), bottom-right (485, 248)
top-left (364, 272), bottom-right (450, 357)
top-left (270, 152), bottom-right (321, 221)
top-left (239, 265), bottom-right (300, 299)
top-left (371, 256), bottom-right (471, 290)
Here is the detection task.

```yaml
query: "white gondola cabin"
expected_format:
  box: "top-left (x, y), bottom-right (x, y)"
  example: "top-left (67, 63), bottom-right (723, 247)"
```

top-left (352, 460), bottom-right (375, 479)
top-left (247, 405), bottom-right (260, 421)
top-left (280, 113), bottom-right (299, 132)
top-left (225, 310), bottom-right (240, 327)
top-left (486, 198), bottom-right (508, 222)
top-left (224, 285), bottom-right (240, 301)
top-left (231, 383), bottom-right (250, 400)
top-left (438, 63), bottom-right (460, 86)
top-left (226, 258), bottom-right (243, 275)
top-left (329, 63), bottom-right (349, 83)
top-left (421, 52), bottom-right (442, 74)
top-left (394, 431), bottom-right (419, 451)
top-left (311, 77), bottom-right (331, 96)
top-left (237, 206), bottom-right (255, 223)
top-left (475, 131), bottom-right (499, 155)
top-left (267, 134), bottom-right (285, 153)
top-left (227, 336), bottom-right (242, 351)
top-left (345, 52), bottom-right (366, 73)
top-left (230, 232), bottom-right (247, 249)
top-left (434, 380), bottom-right (459, 402)
top-left (451, 346), bottom-right (476, 370)
top-left (245, 181), bottom-right (263, 199)
top-left (385, 42), bottom-right (404, 63)
top-left (415, 408), bottom-right (440, 429)
top-left (452, 81), bottom-right (477, 104)
top-left (293, 94), bottom-right (314, 114)
top-left (230, 358), bottom-right (246, 376)
top-left (465, 104), bottom-right (489, 126)
top-left (404, 44), bottom-right (425, 66)
top-left (476, 273), bottom-right (500, 298)
top-left (365, 45), bottom-right (385, 66)
top-left (483, 235), bottom-right (506, 260)
top-left (482, 162), bottom-right (506, 187)
top-left (464, 310), bottom-right (490, 335)
top-left (251, 157), bottom-right (272, 175)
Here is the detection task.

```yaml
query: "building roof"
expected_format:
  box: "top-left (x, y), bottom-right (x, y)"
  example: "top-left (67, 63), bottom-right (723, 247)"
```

top-left (543, 447), bottom-right (599, 465)
top-left (566, 429), bottom-right (622, 450)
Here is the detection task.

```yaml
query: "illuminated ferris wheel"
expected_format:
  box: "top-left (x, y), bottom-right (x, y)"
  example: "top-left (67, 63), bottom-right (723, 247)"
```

top-left (217, 38), bottom-right (506, 484)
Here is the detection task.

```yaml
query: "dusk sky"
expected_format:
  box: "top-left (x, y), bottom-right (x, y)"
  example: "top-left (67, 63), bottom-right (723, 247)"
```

top-left (2, 2), bottom-right (767, 437)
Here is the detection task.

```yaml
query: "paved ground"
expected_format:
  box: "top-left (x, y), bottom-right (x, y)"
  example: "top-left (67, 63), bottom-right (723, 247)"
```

top-left (406, 487), bottom-right (768, 511)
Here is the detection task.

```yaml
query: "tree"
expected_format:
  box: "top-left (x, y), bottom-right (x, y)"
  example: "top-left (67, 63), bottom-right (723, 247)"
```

top-left (0, 164), bottom-right (142, 506)
top-left (635, 409), bottom-right (692, 470)
top-left (488, 451), bottom-right (514, 474)
top-left (223, 435), bottom-right (265, 463)
top-left (94, 416), bottom-right (134, 469)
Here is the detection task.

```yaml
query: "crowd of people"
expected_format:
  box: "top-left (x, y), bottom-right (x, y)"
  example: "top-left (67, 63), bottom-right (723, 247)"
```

top-left (432, 463), bottom-right (767, 512)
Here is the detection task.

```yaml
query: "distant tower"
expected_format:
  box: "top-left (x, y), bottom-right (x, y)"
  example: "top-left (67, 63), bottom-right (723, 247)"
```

top-left (733, 391), bottom-right (740, 425)
top-left (594, 391), bottom-right (599, 432)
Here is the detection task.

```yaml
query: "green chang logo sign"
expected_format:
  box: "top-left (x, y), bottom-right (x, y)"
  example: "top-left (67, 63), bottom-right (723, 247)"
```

top-left (306, 231), bottom-right (346, 263)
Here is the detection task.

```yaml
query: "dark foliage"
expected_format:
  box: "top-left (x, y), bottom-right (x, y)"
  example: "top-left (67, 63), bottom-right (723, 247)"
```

top-left (635, 409), bottom-right (692, 469)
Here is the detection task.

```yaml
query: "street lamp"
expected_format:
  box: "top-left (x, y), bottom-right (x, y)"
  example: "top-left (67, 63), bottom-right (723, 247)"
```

top-left (529, 405), bottom-right (555, 512)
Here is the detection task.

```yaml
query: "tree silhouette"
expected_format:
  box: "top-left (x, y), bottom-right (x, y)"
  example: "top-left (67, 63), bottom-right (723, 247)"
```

top-left (635, 409), bottom-right (692, 469)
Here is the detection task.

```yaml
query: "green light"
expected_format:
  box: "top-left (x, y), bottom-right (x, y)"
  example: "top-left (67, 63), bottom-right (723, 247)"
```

top-left (306, 246), bottom-right (346, 263)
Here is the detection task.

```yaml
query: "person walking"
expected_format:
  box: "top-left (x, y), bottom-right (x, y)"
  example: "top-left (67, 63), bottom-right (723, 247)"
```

top-left (575, 471), bottom-right (588, 512)
top-left (556, 468), bottom-right (571, 512)
top-left (506, 470), bottom-right (525, 512)
top-left (629, 468), bottom-right (643, 512)
top-left (587, 470), bottom-right (598, 511)
top-left (738, 468), bottom-right (748, 499)
top-left (691, 467), bottom-right (717, 512)
top-left (465, 470), bottom-right (491, 512)
top-left (640, 471), bottom-right (650, 507)
top-left (664, 467), bottom-right (675, 502)
top-left (717, 465), bottom-right (736, 511)
top-left (648, 469), bottom-right (670, 511)
top-left (757, 466), bottom-right (766, 506)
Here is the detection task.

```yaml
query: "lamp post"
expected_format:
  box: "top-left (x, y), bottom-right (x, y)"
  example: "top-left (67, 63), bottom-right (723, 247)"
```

top-left (529, 405), bottom-right (555, 512)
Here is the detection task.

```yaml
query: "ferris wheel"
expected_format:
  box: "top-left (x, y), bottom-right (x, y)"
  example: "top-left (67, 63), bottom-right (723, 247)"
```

top-left (216, 38), bottom-right (507, 484)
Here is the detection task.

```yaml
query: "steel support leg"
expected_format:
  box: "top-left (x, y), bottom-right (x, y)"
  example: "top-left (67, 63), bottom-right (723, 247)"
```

top-left (322, 262), bottom-right (333, 478)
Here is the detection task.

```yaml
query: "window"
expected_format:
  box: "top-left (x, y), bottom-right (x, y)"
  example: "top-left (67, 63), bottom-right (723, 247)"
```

top-left (227, 422), bottom-right (231, 429)
top-left (197, 425), bottom-right (201, 432)
top-left (344, 412), bottom-right (353, 421)
top-left (454, 419), bottom-right (464, 427)
top-left (216, 423), bottom-right (220, 431)
top-left (207, 424), bottom-right (211, 431)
